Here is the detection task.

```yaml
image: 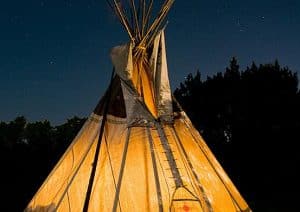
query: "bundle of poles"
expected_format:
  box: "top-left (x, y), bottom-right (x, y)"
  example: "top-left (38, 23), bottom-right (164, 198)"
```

top-left (106, 0), bottom-right (174, 50)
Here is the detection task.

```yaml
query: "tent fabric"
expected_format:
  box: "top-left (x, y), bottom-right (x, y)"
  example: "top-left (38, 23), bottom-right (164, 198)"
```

top-left (111, 40), bottom-right (158, 118)
top-left (25, 13), bottom-right (251, 211)
top-left (110, 30), bottom-right (172, 121)
top-left (152, 30), bottom-right (173, 122)
top-left (120, 80), bottom-right (154, 126)
top-left (26, 112), bottom-right (250, 211)
top-left (110, 43), bottom-right (133, 82)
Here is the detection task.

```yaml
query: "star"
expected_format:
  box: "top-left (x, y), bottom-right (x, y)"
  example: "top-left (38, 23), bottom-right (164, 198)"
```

top-left (236, 18), bottom-right (241, 27)
top-left (235, 17), bottom-right (247, 32)
top-left (257, 15), bottom-right (265, 22)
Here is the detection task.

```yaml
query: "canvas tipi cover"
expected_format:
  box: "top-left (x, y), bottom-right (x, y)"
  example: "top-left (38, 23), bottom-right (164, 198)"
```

top-left (25, 1), bottom-right (251, 211)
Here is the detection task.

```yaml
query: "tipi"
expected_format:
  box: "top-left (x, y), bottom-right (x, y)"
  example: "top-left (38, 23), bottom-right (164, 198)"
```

top-left (26, 0), bottom-right (251, 211)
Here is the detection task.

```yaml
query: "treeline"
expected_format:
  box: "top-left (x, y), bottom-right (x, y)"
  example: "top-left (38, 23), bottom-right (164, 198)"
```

top-left (0, 116), bottom-right (86, 211)
top-left (1, 58), bottom-right (299, 211)
top-left (174, 58), bottom-right (300, 211)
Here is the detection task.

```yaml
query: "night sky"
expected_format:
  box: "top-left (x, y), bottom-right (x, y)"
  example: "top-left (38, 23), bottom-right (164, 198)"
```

top-left (1, 0), bottom-right (299, 124)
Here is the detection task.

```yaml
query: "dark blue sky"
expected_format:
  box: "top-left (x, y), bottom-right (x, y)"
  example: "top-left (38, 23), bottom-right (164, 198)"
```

top-left (1, 0), bottom-right (299, 124)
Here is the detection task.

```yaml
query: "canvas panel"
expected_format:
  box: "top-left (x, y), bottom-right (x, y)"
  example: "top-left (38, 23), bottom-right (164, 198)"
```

top-left (163, 125), bottom-right (212, 211)
top-left (149, 31), bottom-right (160, 81)
top-left (87, 117), bottom-right (128, 211)
top-left (173, 113), bottom-right (250, 211)
top-left (154, 31), bottom-right (173, 121)
top-left (149, 126), bottom-right (178, 211)
top-left (85, 124), bottom-right (170, 211)
top-left (110, 43), bottom-right (133, 82)
top-left (25, 113), bottom-right (102, 211)
top-left (121, 80), bottom-right (154, 126)
top-left (139, 62), bottom-right (158, 117)
top-left (110, 127), bottom-right (157, 211)
top-left (150, 30), bottom-right (174, 121)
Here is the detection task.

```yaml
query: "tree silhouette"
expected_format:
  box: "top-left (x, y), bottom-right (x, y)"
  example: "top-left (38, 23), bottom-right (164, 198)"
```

top-left (0, 116), bottom-right (86, 211)
top-left (174, 58), bottom-right (300, 211)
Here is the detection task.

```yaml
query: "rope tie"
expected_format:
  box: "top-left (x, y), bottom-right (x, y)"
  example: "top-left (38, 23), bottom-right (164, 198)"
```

top-left (137, 45), bottom-right (146, 51)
